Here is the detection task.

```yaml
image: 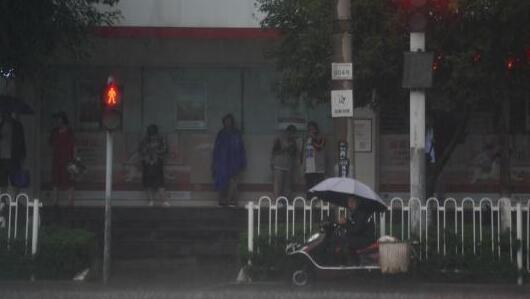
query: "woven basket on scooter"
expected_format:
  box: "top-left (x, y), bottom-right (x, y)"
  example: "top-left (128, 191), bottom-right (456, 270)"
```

top-left (379, 242), bottom-right (410, 274)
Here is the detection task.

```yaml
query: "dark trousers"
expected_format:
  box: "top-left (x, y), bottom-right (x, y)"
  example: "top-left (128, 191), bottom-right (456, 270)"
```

top-left (305, 173), bottom-right (324, 198)
top-left (0, 159), bottom-right (20, 188)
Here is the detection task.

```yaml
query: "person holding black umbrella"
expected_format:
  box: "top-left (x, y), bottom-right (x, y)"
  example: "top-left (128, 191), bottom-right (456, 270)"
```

top-left (337, 197), bottom-right (375, 253)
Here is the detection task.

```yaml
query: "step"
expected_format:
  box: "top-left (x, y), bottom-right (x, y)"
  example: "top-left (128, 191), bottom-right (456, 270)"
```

top-left (112, 229), bottom-right (240, 241)
top-left (43, 206), bottom-right (247, 260)
top-left (113, 239), bottom-right (240, 259)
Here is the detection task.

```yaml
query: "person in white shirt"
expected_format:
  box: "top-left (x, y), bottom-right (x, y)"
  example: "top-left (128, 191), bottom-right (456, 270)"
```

top-left (271, 125), bottom-right (298, 199)
top-left (300, 121), bottom-right (326, 196)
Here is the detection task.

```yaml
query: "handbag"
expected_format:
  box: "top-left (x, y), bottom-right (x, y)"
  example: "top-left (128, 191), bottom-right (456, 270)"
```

top-left (67, 157), bottom-right (87, 180)
top-left (10, 169), bottom-right (30, 188)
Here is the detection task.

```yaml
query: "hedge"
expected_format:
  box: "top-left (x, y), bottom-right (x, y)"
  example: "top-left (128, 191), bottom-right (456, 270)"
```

top-left (0, 226), bottom-right (97, 280)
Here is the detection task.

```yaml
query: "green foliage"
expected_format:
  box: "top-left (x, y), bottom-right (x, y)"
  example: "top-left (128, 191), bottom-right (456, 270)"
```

top-left (241, 235), bottom-right (296, 280)
top-left (34, 227), bottom-right (97, 279)
top-left (239, 224), bottom-right (310, 280)
top-left (428, 0), bottom-right (530, 109)
top-left (257, 0), bottom-right (408, 105)
top-left (0, 226), bottom-right (97, 280)
top-left (0, 0), bottom-right (120, 71)
top-left (257, 0), bottom-right (333, 103)
top-left (240, 226), bottom-right (524, 282)
top-left (0, 240), bottom-right (32, 280)
top-left (258, 0), bottom-right (530, 107)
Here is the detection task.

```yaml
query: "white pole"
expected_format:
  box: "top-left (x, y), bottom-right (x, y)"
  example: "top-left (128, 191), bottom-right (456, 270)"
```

top-left (247, 202), bottom-right (254, 265)
top-left (31, 199), bottom-right (40, 256)
top-left (409, 32), bottom-right (426, 240)
top-left (103, 130), bottom-right (113, 284)
top-left (380, 212), bottom-right (386, 237)
top-left (516, 203), bottom-right (523, 285)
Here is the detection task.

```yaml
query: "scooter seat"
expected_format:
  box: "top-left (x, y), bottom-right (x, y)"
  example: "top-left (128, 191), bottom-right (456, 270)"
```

top-left (355, 241), bottom-right (379, 255)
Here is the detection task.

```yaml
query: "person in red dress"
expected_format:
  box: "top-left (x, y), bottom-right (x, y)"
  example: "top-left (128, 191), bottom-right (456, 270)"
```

top-left (50, 111), bottom-right (75, 205)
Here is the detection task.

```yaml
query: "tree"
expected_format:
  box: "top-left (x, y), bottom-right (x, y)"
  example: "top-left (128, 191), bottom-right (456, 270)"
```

top-left (0, 0), bottom-right (120, 77)
top-left (427, 0), bottom-right (530, 195)
top-left (257, 0), bottom-right (407, 105)
top-left (258, 0), bottom-right (530, 196)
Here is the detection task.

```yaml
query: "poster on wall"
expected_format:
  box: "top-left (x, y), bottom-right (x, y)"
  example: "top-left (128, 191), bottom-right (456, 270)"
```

top-left (379, 134), bottom-right (530, 194)
top-left (354, 119), bottom-right (372, 152)
top-left (76, 79), bottom-right (102, 131)
top-left (176, 82), bottom-right (207, 129)
top-left (277, 101), bottom-right (307, 130)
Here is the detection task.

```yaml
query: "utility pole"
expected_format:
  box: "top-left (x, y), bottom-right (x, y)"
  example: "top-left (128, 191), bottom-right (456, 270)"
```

top-left (403, 0), bottom-right (432, 240)
top-left (332, 0), bottom-right (355, 178)
top-left (409, 31), bottom-right (426, 240)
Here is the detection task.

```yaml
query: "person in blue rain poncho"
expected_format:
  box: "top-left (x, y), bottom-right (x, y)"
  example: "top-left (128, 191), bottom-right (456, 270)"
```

top-left (212, 114), bottom-right (246, 207)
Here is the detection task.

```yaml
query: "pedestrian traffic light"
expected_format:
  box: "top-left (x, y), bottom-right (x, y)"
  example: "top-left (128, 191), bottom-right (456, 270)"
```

top-left (506, 57), bottom-right (516, 72)
top-left (101, 76), bottom-right (122, 131)
top-left (472, 51), bottom-right (482, 64)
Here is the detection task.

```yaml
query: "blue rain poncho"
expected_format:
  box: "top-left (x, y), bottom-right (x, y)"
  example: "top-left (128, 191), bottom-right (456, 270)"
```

top-left (212, 128), bottom-right (247, 190)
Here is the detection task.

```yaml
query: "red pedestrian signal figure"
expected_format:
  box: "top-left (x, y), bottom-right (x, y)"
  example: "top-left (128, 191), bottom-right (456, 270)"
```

top-left (101, 77), bottom-right (122, 130)
top-left (104, 81), bottom-right (120, 108)
top-left (506, 57), bottom-right (515, 71)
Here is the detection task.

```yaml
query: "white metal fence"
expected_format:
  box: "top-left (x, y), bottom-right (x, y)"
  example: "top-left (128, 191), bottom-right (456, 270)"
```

top-left (246, 196), bottom-right (530, 276)
top-left (0, 193), bottom-right (42, 256)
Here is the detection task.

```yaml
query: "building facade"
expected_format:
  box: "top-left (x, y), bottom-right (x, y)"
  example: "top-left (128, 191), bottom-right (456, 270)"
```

top-left (26, 0), bottom-right (377, 206)
top-left (13, 0), bottom-right (528, 205)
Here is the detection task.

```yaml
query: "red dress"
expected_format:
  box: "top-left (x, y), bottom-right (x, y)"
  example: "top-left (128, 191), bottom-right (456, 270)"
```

top-left (50, 127), bottom-right (75, 189)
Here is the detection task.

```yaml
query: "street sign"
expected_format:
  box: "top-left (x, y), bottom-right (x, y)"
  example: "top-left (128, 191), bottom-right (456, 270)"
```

top-left (331, 90), bottom-right (353, 118)
top-left (331, 63), bottom-right (353, 80)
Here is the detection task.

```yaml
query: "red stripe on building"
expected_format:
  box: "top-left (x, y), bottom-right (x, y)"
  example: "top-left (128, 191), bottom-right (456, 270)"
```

top-left (93, 26), bottom-right (281, 39)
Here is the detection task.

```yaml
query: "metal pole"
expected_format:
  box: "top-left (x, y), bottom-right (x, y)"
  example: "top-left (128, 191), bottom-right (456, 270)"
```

top-left (409, 32), bottom-right (426, 240)
top-left (247, 201), bottom-right (254, 264)
top-left (516, 203), bottom-right (523, 285)
top-left (103, 130), bottom-right (113, 284)
top-left (31, 199), bottom-right (40, 256)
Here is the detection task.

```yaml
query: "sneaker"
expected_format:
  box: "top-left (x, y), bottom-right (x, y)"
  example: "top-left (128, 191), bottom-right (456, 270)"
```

top-left (148, 201), bottom-right (154, 207)
top-left (162, 201), bottom-right (170, 208)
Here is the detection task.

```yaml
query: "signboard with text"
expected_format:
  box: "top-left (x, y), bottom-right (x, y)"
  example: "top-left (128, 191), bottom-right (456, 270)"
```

top-left (331, 63), bottom-right (353, 80)
top-left (331, 90), bottom-right (353, 117)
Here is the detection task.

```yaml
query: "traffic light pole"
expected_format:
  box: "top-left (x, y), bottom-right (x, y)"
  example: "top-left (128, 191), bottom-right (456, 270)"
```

top-left (103, 130), bottom-right (113, 284)
top-left (409, 32), bottom-right (426, 240)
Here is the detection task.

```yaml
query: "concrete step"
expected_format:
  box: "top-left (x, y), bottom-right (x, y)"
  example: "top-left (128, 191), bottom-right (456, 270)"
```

top-left (44, 206), bottom-right (247, 260)
top-left (113, 239), bottom-right (240, 259)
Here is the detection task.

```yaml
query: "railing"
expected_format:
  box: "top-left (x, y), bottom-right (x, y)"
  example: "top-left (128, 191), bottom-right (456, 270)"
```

top-left (1, 193), bottom-right (42, 256)
top-left (246, 196), bottom-right (529, 283)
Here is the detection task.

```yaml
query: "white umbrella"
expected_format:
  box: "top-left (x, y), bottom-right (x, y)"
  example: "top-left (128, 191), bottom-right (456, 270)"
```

top-left (309, 177), bottom-right (386, 211)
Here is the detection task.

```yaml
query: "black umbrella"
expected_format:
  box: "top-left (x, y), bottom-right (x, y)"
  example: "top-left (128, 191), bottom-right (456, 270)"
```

top-left (0, 95), bottom-right (34, 114)
top-left (309, 177), bottom-right (387, 212)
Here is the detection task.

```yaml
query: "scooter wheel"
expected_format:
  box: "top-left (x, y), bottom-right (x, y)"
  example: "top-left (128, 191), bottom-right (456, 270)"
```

top-left (291, 267), bottom-right (314, 287)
